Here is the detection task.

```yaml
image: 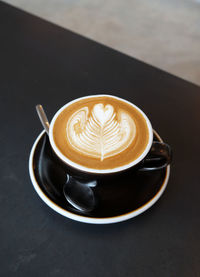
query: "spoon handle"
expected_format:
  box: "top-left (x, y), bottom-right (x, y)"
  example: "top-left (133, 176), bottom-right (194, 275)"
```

top-left (36, 104), bottom-right (50, 134)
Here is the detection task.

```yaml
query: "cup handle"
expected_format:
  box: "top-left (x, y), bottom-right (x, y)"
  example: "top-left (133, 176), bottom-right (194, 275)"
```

top-left (138, 141), bottom-right (172, 171)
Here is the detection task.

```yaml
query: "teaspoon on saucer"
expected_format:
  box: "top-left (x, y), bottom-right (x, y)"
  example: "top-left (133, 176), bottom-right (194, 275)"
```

top-left (35, 104), bottom-right (96, 213)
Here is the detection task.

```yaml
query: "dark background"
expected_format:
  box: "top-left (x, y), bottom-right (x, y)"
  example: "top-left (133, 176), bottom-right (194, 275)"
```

top-left (0, 2), bottom-right (200, 276)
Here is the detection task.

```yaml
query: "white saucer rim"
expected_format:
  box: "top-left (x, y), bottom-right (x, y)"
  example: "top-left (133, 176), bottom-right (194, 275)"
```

top-left (29, 130), bottom-right (170, 224)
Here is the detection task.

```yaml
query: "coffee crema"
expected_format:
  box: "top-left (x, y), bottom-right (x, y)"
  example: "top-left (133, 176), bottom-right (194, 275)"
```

top-left (52, 95), bottom-right (150, 171)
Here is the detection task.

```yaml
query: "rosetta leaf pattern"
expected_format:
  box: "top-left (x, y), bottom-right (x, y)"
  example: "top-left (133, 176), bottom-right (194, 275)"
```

top-left (66, 103), bottom-right (136, 161)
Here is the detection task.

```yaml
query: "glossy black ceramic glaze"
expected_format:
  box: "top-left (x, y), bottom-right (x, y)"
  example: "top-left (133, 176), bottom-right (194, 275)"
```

top-left (33, 132), bottom-right (168, 218)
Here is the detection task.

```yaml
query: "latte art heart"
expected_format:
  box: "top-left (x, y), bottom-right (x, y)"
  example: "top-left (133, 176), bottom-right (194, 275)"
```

top-left (66, 103), bottom-right (136, 161)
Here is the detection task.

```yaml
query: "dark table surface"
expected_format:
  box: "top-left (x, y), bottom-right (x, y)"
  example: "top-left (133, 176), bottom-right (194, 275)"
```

top-left (1, 2), bottom-right (200, 276)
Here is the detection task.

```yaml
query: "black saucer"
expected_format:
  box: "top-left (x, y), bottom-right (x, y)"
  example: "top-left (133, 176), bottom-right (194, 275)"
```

top-left (29, 131), bottom-right (170, 224)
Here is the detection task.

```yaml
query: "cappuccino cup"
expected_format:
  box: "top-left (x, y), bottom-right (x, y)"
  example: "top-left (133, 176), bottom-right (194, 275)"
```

top-left (49, 94), bottom-right (171, 174)
top-left (48, 95), bottom-right (171, 212)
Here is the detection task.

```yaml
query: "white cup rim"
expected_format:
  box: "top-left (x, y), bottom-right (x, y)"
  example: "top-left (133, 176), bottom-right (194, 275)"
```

top-left (49, 94), bottom-right (153, 174)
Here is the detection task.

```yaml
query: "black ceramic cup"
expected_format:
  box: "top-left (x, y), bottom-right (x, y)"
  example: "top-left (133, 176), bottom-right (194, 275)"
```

top-left (48, 95), bottom-right (172, 213)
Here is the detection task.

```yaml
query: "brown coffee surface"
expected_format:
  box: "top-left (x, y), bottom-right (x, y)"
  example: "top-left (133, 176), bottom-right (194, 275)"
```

top-left (52, 96), bottom-right (149, 170)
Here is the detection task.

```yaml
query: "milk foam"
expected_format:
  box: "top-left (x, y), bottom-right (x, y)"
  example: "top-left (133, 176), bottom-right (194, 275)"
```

top-left (66, 103), bottom-right (136, 161)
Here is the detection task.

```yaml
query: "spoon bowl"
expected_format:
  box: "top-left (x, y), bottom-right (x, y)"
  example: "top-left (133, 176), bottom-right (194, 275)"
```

top-left (63, 176), bottom-right (97, 213)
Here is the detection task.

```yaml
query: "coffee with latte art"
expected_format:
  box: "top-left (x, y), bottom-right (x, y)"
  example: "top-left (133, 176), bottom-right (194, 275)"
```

top-left (51, 95), bottom-right (151, 172)
top-left (67, 103), bottom-right (136, 161)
